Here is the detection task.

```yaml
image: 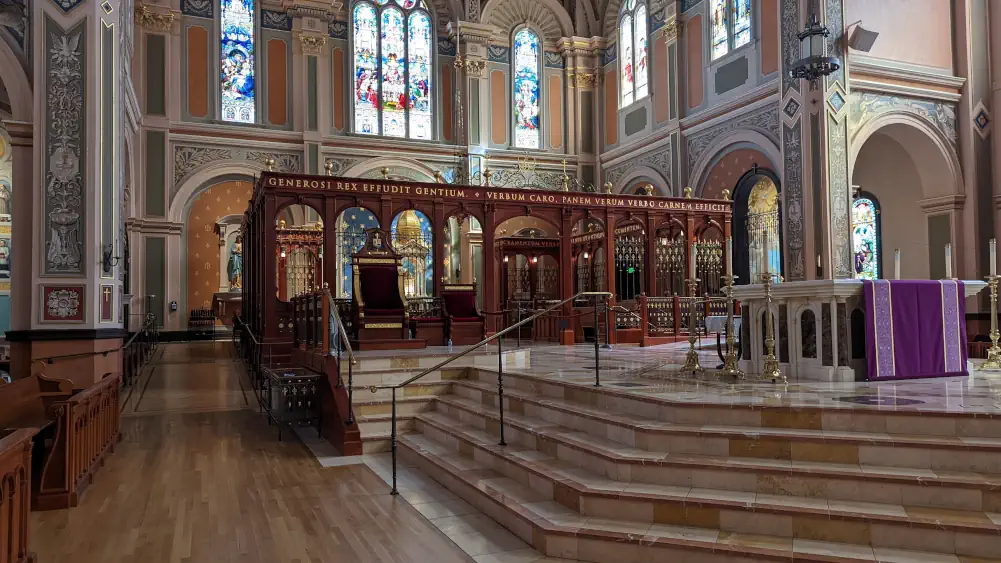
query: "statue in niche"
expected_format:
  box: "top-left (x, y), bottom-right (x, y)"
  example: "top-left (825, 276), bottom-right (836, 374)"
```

top-left (227, 235), bottom-right (243, 290)
top-left (0, 184), bottom-right (10, 218)
top-left (0, 238), bottom-right (10, 280)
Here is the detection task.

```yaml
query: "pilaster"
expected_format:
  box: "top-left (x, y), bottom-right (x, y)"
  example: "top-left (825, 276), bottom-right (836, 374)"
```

top-left (561, 36), bottom-right (603, 181)
top-left (450, 20), bottom-right (494, 164)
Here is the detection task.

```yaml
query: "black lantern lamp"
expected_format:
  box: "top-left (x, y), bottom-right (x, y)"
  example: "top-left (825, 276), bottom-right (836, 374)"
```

top-left (790, 13), bottom-right (840, 82)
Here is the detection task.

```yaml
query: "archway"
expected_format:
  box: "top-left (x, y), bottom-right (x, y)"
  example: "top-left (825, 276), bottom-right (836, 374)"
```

top-left (732, 167), bottom-right (782, 284)
top-left (495, 216), bottom-right (560, 308)
top-left (275, 203), bottom-right (325, 301)
top-left (391, 209), bottom-right (434, 298)
top-left (333, 206), bottom-right (380, 299)
top-left (850, 120), bottom-right (961, 280)
top-left (444, 214), bottom-right (484, 307)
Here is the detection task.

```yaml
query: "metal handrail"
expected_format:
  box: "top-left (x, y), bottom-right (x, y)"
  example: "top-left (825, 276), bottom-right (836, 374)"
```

top-left (610, 305), bottom-right (673, 333)
top-left (373, 291), bottom-right (612, 392)
top-left (323, 288), bottom-right (358, 424)
top-left (373, 291), bottom-right (611, 495)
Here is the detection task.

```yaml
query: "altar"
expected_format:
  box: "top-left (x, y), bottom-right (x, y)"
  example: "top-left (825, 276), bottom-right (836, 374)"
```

top-left (732, 279), bottom-right (987, 383)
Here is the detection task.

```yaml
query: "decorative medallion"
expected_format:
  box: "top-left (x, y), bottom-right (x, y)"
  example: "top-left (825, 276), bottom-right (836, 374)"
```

top-left (328, 20), bottom-right (348, 40)
top-left (42, 285), bottom-right (85, 322)
top-left (487, 45), bottom-right (509, 63)
top-left (44, 19), bottom-right (85, 274)
top-left (261, 9), bottom-right (291, 31)
top-left (181, 0), bottom-right (212, 18)
top-left (437, 37), bottom-right (456, 57)
top-left (973, 101), bottom-right (990, 139)
top-left (783, 98), bottom-right (800, 119)
top-left (827, 90), bottom-right (846, 114)
top-left (52, 0), bottom-right (86, 12)
top-left (544, 51), bottom-right (564, 69)
top-left (101, 1), bottom-right (113, 14)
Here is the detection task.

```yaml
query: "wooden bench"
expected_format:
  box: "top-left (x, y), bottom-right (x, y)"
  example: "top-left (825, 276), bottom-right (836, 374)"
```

top-left (0, 371), bottom-right (122, 511)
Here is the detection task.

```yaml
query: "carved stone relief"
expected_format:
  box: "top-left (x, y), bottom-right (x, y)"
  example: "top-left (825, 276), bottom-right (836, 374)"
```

top-left (782, 123), bottom-right (804, 281)
top-left (171, 145), bottom-right (303, 200)
top-left (44, 19), bottom-right (85, 275)
top-left (604, 145), bottom-right (672, 191)
top-left (779, 0), bottom-right (800, 97)
top-left (828, 114), bottom-right (852, 278)
top-left (848, 92), bottom-right (958, 148)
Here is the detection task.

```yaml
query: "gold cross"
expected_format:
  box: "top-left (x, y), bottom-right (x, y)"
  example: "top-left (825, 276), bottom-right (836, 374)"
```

top-left (561, 159), bottom-right (567, 175)
top-left (103, 287), bottom-right (111, 300)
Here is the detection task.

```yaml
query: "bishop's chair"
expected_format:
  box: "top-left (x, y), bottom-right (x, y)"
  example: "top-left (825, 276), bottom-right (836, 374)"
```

top-left (351, 228), bottom-right (411, 346)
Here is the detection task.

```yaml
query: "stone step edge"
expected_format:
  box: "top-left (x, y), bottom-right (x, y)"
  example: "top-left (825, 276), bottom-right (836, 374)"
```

top-left (399, 438), bottom-right (926, 563)
top-left (353, 392), bottom-right (452, 407)
top-left (432, 395), bottom-right (1001, 490)
top-left (468, 367), bottom-right (1001, 422)
top-left (413, 413), bottom-right (1001, 535)
top-left (454, 379), bottom-right (1001, 452)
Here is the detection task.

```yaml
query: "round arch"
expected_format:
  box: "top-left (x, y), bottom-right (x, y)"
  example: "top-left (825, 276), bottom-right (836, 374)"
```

top-left (689, 131), bottom-right (781, 196)
top-left (480, 0), bottom-right (574, 44)
top-left (341, 157), bottom-right (437, 182)
top-left (614, 165), bottom-right (669, 195)
top-left (0, 39), bottom-right (31, 121)
top-left (169, 160), bottom-right (265, 223)
top-left (849, 111), bottom-right (963, 199)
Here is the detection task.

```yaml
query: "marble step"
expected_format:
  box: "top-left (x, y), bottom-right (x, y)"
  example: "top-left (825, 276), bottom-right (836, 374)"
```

top-left (357, 413), bottom-right (422, 436)
top-left (430, 393), bottom-right (1001, 512)
top-left (353, 380), bottom-right (453, 403)
top-left (347, 367), bottom-right (467, 388)
top-left (399, 430), bottom-right (1001, 563)
top-left (453, 379), bottom-right (1001, 474)
top-left (466, 368), bottom-right (1001, 439)
top-left (410, 411), bottom-right (1001, 559)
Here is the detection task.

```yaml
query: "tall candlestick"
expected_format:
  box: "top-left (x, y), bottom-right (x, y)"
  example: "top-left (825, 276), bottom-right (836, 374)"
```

top-left (761, 231), bottom-right (770, 276)
top-left (894, 249), bottom-right (901, 280)
top-left (991, 238), bottom-right (997, 276)
top-left (726, 237), bottom-right (734, 275)
top-left (945, 243), bottom-right (952, 279)
top-left (690, 243), bottom-right (697, 279)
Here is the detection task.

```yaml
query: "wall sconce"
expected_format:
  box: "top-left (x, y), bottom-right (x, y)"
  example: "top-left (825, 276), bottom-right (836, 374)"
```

top-left (583, 251), bottom-right (589, 260)
top-left (531, 256), bottom-right (539, 264)
top-left (503, 255), bottom-right (509, 263)
top-left (102, 242), bottom-right (121, 274)
top-left (280, 248), bottom-right (287, 258)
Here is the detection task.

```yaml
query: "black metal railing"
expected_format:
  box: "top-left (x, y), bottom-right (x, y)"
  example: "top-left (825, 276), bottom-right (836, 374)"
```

top-left (369, 291), bottom-right (612, 494)
top-left (324, 288), bottom-right (358, 425)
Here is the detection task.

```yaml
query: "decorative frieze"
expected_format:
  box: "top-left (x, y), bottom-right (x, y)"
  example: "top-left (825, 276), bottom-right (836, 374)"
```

top-left (487, 45), bottom-right (509, 63)
top-left (262, 9), bottom-right (293, 31)
top-left (847, 92), bottom-right (958, 148)
top-left (52, 0), bottom-right (87, 13)
top-left (604, 145), bottom-right (672, 190)
top-left (181, 0), bottom-right (212, 18)
top-left (135, 3), bottom-right (176, 33)
top-left (44, 19), bottom-right (85, 275)
top-left (172, 145), bottom-right (302, 190)
top-left (299, 34), bottom-right (326, 55)
top-left (782, 123), bottom-right (805, 281)
top-left (328, 20), bottom-right (348, 40)
top-left (686, 105), bottom-right (780, 177)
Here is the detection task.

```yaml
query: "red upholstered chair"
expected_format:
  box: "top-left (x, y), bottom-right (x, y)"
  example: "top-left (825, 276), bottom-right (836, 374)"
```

top-left (352, 229), bottom-right (409, 342)
top-left (441, 284), bottom-right (484, 345)
top-left (408, 297), bottom-right (446, 346)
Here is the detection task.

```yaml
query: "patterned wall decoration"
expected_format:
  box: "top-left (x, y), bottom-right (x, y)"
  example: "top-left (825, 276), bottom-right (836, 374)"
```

top-left (185, 181), bottom-right (253, 310)
top-left (171, 144), bottom-right (302, 195)
top-left (438, 37), bottom-right (456, 56)
top-left (701, 148), bottom-right (771, 200)
top-left (44, 18), bottom-right (85, 275)
top-left (181, 0), bottom-right (213, 18)
top-left (323, 157), bottom-right (358, 176)
top-left (487, 45), bottom-right (509, 63)
top-left (782, 123), bottom-right (804, 280)
top-left (828, 113), bottom-right (852, 278)
top-left (0, 0), bottom-right (27, 51)
top-left (686, 104), bottom-right (779, 178)
top-left (604, 144), bottom-right (671, 190)
top-left (601, 43), bottom-right (616, 66)
top-left (261, 9), bottom-right (292, 31)
top-left (544, 51), bottom-right (564, 69)
top-left (51, 0), bottom-right (86, 12)
top-left (41, 285), bottom-right (85, 323)
top-left (328, 20), bottom-right (348, 40)
top-left (779, 0), bottom-right (800, 97)
top-left (680, 0), bottom-right (701, 12)
top-left (847, 93), bottom-right (958, 148)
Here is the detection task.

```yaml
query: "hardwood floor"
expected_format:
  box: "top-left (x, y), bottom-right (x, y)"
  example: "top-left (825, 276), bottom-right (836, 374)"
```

top-left (32, 342), bottom-right (475, 563)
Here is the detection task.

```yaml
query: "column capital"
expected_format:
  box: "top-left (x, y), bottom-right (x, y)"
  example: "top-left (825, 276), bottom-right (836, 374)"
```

top-left (134, 3), bottom-right (180, 35)
top-left (558, 37), bottom-right (600, 59)
top-left (447, 21), bottom-right (496, 46)
top-left (296, 31), bottom-right (328, 55)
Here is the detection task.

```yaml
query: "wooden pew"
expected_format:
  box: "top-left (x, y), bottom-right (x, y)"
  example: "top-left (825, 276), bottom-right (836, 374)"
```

top-left (0, 428), bottom-right (37, 563)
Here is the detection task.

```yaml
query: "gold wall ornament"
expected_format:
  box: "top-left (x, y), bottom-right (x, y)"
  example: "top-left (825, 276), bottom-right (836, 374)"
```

top-left (299, 34), bottom-right (327, 56)
top-left (517, 156), bottom-right (537, 172)
top-left (664, 20), bottom-right (682, 43)
top-left (721, 188), bottom-right (731, 201)
top-left (324, 160), bottom-right (334, 175)
top-left (464, 59), bottom-right (486, 77)
top-left (683, 186), bottom-right (693, 198)
top-left (381, 167), bottom-right (390, 179)
top-left (265, 158), bottom-right (277, 172)
top-left (135, 3), bottom-right (176, 33)
top-left (603, 181), bottom-right (613, 194)
top-left (569, 72), bottom-right (602, 89)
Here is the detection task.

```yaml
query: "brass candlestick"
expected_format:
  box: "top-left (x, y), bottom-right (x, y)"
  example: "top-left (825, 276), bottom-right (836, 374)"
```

top-left (980, 275), bottom-right (1001, 370)
top-left (717, 274), bottom-right (744, 382)
top-left (680, 277), bottom-right (705, 377)
top-left (760, 272), bottom-right (785, 384)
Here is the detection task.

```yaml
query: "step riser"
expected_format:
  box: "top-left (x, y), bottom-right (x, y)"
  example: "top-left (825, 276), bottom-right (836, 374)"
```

top-left (356, 383), bottom-right (453, 403)
top-left (412, 418), bottom-right (1001, 559)
top-left (467, 369), bottom-right (1001, 438)
top-left (454, 385), bottom-right (1001, 475)
top-left (354, 349), bottom-right (530, 372)
top-left (358, 418), bottom-right (416, 436)
top-left (354, 400), bottom-right (436, 417)
top-left (430, 402), bottom-right (1001, 512)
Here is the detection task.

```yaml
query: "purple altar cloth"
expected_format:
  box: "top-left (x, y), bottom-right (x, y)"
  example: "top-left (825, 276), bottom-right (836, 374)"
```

top-left (863, 280), bottom-right (968, 381)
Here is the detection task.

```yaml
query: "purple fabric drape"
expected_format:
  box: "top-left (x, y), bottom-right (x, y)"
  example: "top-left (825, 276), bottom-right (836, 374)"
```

top-left (863, 280), bottom-right (968, 381)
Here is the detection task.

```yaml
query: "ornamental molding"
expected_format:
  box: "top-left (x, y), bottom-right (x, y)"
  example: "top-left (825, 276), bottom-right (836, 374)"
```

top-left (135, 3), bottom-right (176, 33)
top-left (847, 92), bottom-right (958, 149)
top-left (172, 144), bottom-right (303, 193)
top-left (603, 145), bottom-right (672, 190)
top-left (298, 33), bottom-right (327, 55)
top-left (568, 71), bottom-right (602, 89)
top-left (661, 19), bottom-right (681, 42)
top-left (782, 122), bottom-right (805, 281)
top-left (447, 21), bottom-right (495, 46)
top-left (44, 19), bottom-right (85, 275)
top-left (463, 58), bottom-right (486, 77)
top-left (558, 36), bottom-right (601, 58)
top-left (686, 104), bottom-right (780, 177)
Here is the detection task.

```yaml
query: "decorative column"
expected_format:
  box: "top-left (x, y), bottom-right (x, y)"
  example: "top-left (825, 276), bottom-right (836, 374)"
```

top-left (779, 0), bottom-right (852, 281)
top-left (449, 21), bottom-right (493, 176)
top-left (286, 1), bottom-right (337, 173)
top-left (561, 37), bottom-right (603, 185)
top-left (13, 0), bottom-right (130, 388)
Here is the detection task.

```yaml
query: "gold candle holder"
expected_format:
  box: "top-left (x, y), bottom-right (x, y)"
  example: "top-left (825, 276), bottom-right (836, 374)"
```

top-left (680, 277), bottom-right (705, 377)
top-left (980, 275), bottom-right (1001, 371)
top-left (717, 274), bottom-right (744, 382)
top-left (759, 272), bottom-right (785, 384)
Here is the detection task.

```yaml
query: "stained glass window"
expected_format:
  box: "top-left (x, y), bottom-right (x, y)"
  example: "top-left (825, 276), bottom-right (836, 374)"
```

top-left (852, 196), bottom-right (880, 280)
top-left (513, 28), bottom-right (541, 149)
top-left (351, 0), bottom-right (434, 139)
top-left (711, 0), bottom-right (752, 60)
top-left (619, 1), bottom-right (648, 107)
top-left (220, 0), bottom-right (256, 124)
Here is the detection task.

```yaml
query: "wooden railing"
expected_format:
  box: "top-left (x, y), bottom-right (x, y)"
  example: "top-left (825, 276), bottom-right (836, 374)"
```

top-left (0, 428), bottom-right (36, 563)
top-left (35, 373), bottom-right (121, 511)
top-left (629, 294), bottom-right (739, 346)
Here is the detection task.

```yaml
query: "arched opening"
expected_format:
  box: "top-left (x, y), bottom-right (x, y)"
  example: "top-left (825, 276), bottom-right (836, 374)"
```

top-left (572, 217), bottom-right (606, 295)
top-left (851, 123), bottom-right (959, 280)
top-left (614, 216), bottom-right (646, 301)
top-left (495, 216), bottom-right (559, 309)
top-left (275, 203), bottom-right (324, 301)
top-left (391, 209), bottom-right (433, 298)
top-left (334, 206), bottom-right (380, 299)
top-left (444, 214), bottom-right (484, 308)
top-left (733, 167), bottom-right (782, 283)
top-left (851, 192), bottom-right (881, 280)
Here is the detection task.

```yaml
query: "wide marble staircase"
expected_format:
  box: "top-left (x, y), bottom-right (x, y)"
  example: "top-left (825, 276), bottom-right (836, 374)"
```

top-left (396, 367), bottom-right (1001, 562)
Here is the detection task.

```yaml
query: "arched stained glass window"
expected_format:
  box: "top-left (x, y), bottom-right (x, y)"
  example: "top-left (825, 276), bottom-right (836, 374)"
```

top-left (619, 0), bottom-right (648, 107)
top-left (513, 28), bottom-right (541, 149)
top-left (220, 0), bottom-right (256, 124)
top-left (711, 0), bottom-right (752, 60)
top-left (351, 0), bottom-right (434, 139)
top-left (852, 195), bottom-right (881, 280)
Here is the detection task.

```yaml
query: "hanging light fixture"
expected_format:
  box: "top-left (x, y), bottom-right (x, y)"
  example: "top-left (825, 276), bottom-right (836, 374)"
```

top-left (789, 13), bottom-right (840, 83)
